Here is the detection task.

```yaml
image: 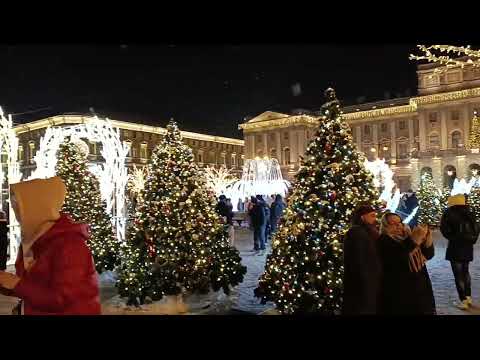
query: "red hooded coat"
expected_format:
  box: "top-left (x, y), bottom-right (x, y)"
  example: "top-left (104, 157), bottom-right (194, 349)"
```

top-left (13, 214), bottom-right (101, 315)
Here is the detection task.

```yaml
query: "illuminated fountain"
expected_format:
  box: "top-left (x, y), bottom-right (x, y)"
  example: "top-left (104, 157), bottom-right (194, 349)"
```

top-left (227, 157), bottom-right (290, 209)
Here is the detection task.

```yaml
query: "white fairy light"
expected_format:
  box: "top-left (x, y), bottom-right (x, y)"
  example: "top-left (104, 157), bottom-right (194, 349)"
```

top-left (410, 45), bottom-right (480, 74)
top-left (0, 106), bottom-right (21, 264)
top-left (202, 166), bottom-right (237, 197)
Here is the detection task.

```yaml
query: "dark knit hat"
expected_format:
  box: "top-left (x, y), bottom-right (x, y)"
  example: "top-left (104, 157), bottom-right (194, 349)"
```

top-left (351, 204), bottom-right (377, 226)
top-left (354, 204), bottom-right (376, 217)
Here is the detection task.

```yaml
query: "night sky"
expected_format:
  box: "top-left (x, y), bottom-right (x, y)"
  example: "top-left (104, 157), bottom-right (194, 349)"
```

top-left (0, 44), bottom-right (422, 139)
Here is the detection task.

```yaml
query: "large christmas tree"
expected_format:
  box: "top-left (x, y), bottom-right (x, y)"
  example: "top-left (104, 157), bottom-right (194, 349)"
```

top-left (254, 88), bottom-right (379, 315)
top-left (417, 172), bottom-right (442, 226)
top-left (117, 121), bottom-right (246, 306)
top-left (55, 139), bottom-right (120, 273)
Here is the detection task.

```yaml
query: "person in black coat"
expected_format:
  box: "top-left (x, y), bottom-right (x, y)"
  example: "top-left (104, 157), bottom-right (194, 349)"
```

top-left (440, 194), bottom-right (480, 310)
top-left (0, 211), bottom-right (8, 270)
top-left (378, 212), bottom-right (436, 315)
top-left (343, 205), bottom-right (381, 315)
top-left (249, 196), bottom-right (266, 255)
top-left (216, 195), bottom-right (233, 225)
top-left (270, 194), bottom-right (286, 236)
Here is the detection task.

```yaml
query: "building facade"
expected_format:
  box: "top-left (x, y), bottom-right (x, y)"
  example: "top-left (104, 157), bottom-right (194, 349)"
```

top-left (240, 62), bottom-right (480, 192)
top-left (13, 115), bottom-right (245, 181)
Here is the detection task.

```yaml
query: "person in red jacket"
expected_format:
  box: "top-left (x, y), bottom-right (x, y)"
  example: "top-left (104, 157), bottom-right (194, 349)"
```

top-left (0, 176), bottom-right (101, 315)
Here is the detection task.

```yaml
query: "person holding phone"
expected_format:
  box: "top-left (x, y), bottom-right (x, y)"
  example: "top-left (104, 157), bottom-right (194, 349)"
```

top-left (378, 212), bottom-right (436, 315)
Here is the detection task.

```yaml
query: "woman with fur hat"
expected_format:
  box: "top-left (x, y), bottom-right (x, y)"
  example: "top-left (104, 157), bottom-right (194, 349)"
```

top-left (0, 177), bottom-right (101, 315)
top-left (378, 212), bottom-right (436, 315)
top-left (440, 194), bottom-right (480, 310)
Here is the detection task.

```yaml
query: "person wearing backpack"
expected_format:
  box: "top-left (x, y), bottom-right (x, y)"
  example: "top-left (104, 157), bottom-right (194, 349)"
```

top-left (440, 194), bottom-right (480, 310)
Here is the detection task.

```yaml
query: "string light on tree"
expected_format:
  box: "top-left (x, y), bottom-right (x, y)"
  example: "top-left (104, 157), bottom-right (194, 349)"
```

top-left (254, 88), bottom-right (379, 315)
top-left (55, 139), bottom-right (120, 272)
top-left (417, 172), bottom-right (442, 227)
top-left (202, 165), bottom-right (237, 197)
top-left (409, 45), bottom-right (480, 74)
top-left (117, 120), bottom-right (246, 306)
top-left (468, 111), bottom-right (480, 152)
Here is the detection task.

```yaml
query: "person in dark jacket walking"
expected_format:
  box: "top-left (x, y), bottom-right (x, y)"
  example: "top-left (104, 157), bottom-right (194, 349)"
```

top-left (256, 195), bottom-right (271, 244)
top-left (440, 194), bottom-right (480, 310)
top-left (0, 211), bottom-right (8, 270)
top-left (270, 194), bottom-right (286, 236)
top-left (378, 212), bottom-right (436, 315)
top-left (249, 196), bottom-right (266, 255)
top-left (343, 204), bottom-right (381, 315)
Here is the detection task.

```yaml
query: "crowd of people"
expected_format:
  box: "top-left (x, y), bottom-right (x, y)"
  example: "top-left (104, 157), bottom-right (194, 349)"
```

top-left (344, 193), bottom-right (480, 315)
top-left (216, 194), bottom-right (286, 256)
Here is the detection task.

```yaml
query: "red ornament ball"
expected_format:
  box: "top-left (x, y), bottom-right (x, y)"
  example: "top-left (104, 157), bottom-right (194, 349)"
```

top-left (330, 191), bottom-right (337, 201)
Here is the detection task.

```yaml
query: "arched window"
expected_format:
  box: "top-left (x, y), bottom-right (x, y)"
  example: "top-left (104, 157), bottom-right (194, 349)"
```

top-left (451, 131), bottom-right (462, 148)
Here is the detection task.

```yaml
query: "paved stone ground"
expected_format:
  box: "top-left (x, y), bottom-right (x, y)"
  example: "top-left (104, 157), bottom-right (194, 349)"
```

top-left (229, 226), bottom-right (274, 314)
top-left (427, 231), bottom-right (480, 315)
top-left (2, 228), bottom-right (480, 315)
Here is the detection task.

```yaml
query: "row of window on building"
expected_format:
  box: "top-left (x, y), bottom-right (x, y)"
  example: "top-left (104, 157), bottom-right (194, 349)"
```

top-left (16, 139), bottom-right (242, 168)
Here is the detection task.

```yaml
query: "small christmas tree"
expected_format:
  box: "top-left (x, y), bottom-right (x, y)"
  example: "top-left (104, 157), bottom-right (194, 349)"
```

top-left (117, 121), bottom-right (246, 306)
top-left (254, 88), bottom-right (379, 315)
top-left (468, 186), bottom-right (480, 220)
top-left (468, 173), bottom-right (480, 220)
top-left (468, 112), bottom-right (480, 151)
top-left (440, 186), bottom-right (452, 212)
top-left (55, 139), bottom-right (120, 273)
top-left (417, 172), bottom-right (442, 227)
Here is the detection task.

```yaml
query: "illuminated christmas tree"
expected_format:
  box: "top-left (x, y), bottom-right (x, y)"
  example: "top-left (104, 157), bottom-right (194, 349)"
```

top-left (467, 171), bottom-right (480, 219)
top-left (55, 139), bottom-right (120, 273)
top-left (468, 112), bottom-right (480, 150)
top-left (417, 172), bottom-right (442, 227)
top-left (440, 186), bottom-right (452, 212)
top-left (254, 88), bottom-right (379, 315)
top-left (117, 121), bottom-right (246, 306)
top-left (468, 183), bottom-right (480, 220)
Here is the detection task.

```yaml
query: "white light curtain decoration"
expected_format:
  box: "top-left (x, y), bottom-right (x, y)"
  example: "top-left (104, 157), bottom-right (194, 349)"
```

top-left (410, 45), bottom-right (480, 74)
top-left (203, 166), bottom-right (237, 197)
top-left (364, 158), bottom-right (400, 212)
top-left (0, 107), bottom-right (21, 264)
top-left (29, 116), bottom-right (130, 242)
top-left (228, 157), bottom-right (290, 210)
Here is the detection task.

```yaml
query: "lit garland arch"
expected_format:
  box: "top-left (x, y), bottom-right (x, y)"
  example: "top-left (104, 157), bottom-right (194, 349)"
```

top-left (0, 107), bottom-right (22, 264)
top-left (28, 116), bottom-right (130, 244)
